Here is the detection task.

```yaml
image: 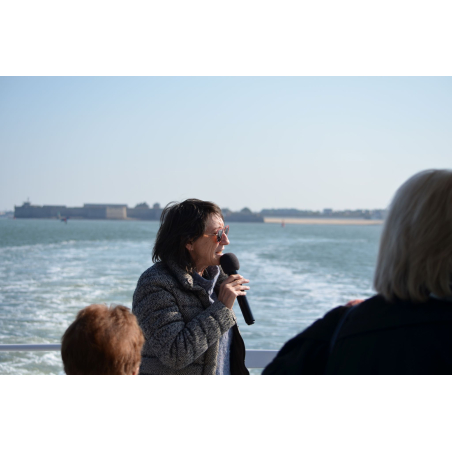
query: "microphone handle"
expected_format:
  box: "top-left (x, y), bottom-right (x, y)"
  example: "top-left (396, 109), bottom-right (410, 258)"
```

top-left (237, 294), bottom-right (255, 325)
top-left (227, 269), bottom-right (255, 325)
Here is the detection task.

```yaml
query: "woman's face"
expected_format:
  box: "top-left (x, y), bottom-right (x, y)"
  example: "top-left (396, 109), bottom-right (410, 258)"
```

top-left (187, 214), bottom-right (229, 273)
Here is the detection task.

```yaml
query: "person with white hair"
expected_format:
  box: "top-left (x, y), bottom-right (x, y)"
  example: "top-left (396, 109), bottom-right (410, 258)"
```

top-left (263, 169), bottom-right (452, 374)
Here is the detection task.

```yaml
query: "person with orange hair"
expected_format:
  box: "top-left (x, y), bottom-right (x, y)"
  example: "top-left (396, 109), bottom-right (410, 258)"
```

top-left (61, 304), bottom-right (144, 375)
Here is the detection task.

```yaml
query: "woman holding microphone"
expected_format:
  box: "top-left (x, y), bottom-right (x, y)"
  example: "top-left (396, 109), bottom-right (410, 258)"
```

top-left (132, 199), bottom-right (250, 375)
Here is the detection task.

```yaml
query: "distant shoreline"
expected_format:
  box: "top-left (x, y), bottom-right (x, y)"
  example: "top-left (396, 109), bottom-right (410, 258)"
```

top-left (6, 217), bottom-right (385, 225)
top-left (264, 217), bottom-right (384, 225)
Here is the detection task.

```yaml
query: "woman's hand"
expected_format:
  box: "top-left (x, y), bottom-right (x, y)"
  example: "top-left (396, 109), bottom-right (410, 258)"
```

top-left (218, 274), bottom-right (250, 310)
top-left (345, 299), bottom-right (364, 307)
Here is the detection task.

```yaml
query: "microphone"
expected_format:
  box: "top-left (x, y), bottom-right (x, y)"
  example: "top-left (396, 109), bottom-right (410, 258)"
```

top-left (220, 253), bottom-right (255, 325)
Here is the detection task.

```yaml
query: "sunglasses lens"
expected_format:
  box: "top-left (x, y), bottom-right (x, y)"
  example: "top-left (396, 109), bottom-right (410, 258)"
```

top-left (216, 226), bottom-right (229, 242)
top-left (217, 227), bottom-right (229, 241)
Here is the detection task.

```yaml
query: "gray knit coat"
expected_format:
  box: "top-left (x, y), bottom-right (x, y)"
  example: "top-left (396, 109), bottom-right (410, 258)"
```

top-left (132, 260), bottom-right (240, 375)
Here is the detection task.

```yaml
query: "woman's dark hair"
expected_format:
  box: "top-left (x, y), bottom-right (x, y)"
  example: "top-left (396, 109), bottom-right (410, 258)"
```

top-left (152, 199), bottom-right (223, 272)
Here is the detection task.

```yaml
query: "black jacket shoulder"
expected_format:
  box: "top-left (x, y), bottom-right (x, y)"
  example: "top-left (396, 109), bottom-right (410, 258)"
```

top-left (264, 295), bottom-right (452, 375)
top-left (262, 305), bottom-right (347, 375)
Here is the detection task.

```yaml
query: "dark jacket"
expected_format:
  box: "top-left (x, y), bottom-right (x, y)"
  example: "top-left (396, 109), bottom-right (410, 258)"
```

top-left (263, 295), bottom-right (452, 375)
top-left (132, 260), bottom-right (248, 375)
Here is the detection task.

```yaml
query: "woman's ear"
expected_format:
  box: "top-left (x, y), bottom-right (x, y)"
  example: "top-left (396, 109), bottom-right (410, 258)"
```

top-left (186, 241), bottom-right (194, 252)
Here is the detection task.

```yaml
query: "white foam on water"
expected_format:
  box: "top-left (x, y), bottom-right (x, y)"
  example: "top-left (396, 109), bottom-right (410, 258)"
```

top-left (233, 243), bottom-right (375, 350)
top-left (0, 221), bottom-right (381, 374)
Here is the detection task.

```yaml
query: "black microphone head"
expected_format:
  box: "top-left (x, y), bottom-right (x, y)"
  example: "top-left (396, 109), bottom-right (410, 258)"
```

top-left (220, 253), bottom-right (240, 275)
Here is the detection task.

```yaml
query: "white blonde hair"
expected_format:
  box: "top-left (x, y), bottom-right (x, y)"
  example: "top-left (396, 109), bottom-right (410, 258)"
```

top-left (374, 169), bottom-right (452, 302)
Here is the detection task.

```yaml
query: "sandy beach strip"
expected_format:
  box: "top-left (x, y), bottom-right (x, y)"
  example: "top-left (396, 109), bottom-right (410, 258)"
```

top-left (264, 217), bottom-right (384, 225)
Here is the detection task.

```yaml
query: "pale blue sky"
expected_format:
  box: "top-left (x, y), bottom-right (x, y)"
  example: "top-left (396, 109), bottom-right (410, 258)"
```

top-left (1, 77), bottom-right (451, 212)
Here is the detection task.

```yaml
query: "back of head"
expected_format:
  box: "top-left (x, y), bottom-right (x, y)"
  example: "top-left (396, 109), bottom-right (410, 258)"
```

top-left (61, 304), bottom-right (144, 375)
top-left (374, 169), bottom-right (452, 302)
top-left (152, 198), bottom-right (223, 272)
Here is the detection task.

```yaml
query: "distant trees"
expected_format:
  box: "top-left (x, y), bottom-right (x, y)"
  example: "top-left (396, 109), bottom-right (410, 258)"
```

top-left (135, 202), bottom-right (150, 209)
top-left (260, 208), bottom-right (386, 219)
top-left (222, 207), bottom-right (264, 223)
top-left (134, 202), bottom-right (161, 210)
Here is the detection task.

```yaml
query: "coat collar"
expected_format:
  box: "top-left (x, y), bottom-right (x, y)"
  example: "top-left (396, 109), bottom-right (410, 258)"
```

top-left (165, 260), bottom-right (228, 292)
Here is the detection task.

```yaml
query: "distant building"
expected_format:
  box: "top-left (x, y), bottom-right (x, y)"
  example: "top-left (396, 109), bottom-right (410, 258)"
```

top-left (13, 201), bottom-right (385, 222)
top-left (15, 202), bottom-right (68, 219)
top-left (14, 201), bottom-right (161, 221)
top-left (127, 202), bottom-right (162, 220)
top-left (83, 204), bottom-right (127, 219)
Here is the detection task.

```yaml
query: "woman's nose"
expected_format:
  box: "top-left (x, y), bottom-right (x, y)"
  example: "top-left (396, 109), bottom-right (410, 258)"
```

top-left (221, 232), bottom-right (230, 245)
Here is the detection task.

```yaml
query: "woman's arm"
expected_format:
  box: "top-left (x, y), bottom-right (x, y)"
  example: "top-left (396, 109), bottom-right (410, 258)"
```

top-left (133, 283), bottom-right (236, 370)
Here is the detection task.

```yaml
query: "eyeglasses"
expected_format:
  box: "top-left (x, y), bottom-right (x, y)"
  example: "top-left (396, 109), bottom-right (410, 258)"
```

top-left (203, 225), bottom-right (229, 242)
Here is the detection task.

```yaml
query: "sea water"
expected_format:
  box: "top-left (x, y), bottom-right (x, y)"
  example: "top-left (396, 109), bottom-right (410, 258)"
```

top-left (0, 219), bottom-right (382, 374)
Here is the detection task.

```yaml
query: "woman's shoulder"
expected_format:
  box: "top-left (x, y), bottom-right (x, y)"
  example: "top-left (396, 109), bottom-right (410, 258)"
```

top-left (136, 260), bottom-right (195, 292)
top-left (133, 263), bottom-right (180, 306)
top-left (137, 262), bottom-right (175, 284)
